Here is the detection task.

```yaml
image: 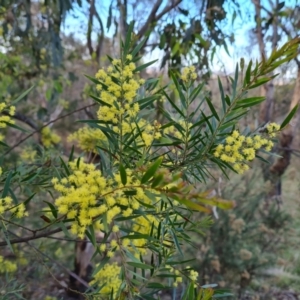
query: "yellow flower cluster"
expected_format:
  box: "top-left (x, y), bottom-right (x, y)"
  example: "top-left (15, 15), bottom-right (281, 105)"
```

top-left (41, 127), bottom-right (61, 147)
top-left (266, 122), bottom-right (280, 137)
top-left (239, 249), bottom-right (253, 261)
top-left (131, 215), bottom-right (159, 255)
top-left (90, 262), bottom-right (122, 296)
top-left (214, 130), bottom-right (274, 174)
top-left (44, 296), bottom-right (57, 300)
top-left (20, 146), bottom-right (37, 162)
top-left (94, 57), bottom-right (160, 148)
top-left (164, 120), bottom-right (193, 141)
top-left (0, 255), bottom-right (17, 273)
top-left (167, 266), bottom-right (183, 287)
top-left (0, 196), bottom-right (28, 218)
top-left (58, 98), bottom-right (69, 109)
top-left (189, 268), bottom-right (199, 281)
top-left (0, 102), bottom-right (15, 127)
top-left (52, 160), bottom-right (159, 241)
top-left (181, 66), bottom-right (197, 82)
top-left (68, 127), bottom-right (107, 152)
top-left (0, 102), bottom-right (15, 141)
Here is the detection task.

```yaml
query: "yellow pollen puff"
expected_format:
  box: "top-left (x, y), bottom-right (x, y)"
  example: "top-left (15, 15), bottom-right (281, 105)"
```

top-left (112, 225), bottom-right (119, 232)
top-left (99, 244), bottom-right (106, 251)
top-left (214, 129), bottom-right (275, 174)
top-left (232, 130), bottom-right (239, 138)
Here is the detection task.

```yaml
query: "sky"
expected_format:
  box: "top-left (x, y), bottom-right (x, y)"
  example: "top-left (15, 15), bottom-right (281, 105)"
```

top-left (62, 0), bottom-right (299, 75)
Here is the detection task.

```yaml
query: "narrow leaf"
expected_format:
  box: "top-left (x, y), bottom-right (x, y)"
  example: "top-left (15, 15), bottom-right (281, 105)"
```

top-left (280, 104), bottom-right (298, 129)
top-left (127, 262), bottom-right (154, 269)
top-left (119, 164), bottom-right (127, 185)
top-left (205, 97), bottom-right (220, 121)
top-left (141, 157), bottom-right (163, 184)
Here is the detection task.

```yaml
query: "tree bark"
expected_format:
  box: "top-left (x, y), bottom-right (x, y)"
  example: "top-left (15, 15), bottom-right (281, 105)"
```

top-left (267, 67), bottom-right (300, 200)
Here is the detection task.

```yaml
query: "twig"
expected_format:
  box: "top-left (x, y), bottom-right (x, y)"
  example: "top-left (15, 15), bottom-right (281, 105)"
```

top-left (0, 217), bottom-right (35, 233)
top-left (46, 236), bottom-right (107, 243)
top-left (4, 103), bottom-right (96, 156)
top-left (137, 0), bottom-right (182, 43)
top-left (7, 230), bottom-right (91, 293)
top-left (0, 225), bottom-right (71, 247)
top-left (277, 146), bottom-right (300, 153)
top-left (3, 111), bottom-right (38, 130)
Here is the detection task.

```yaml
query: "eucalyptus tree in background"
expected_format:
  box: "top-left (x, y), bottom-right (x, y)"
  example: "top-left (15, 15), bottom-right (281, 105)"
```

top-left (251, 0), bottom-right (299, 204)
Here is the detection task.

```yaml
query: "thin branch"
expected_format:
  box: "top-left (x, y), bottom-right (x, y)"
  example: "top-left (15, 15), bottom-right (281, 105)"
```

top-left (0, 224), bottom-right (71, 247)
top-left (252, 0), bottom-right (266, 59)
top-left (0, 216), bottom-right (35, 233)
top-left (278, 24), bottom-right (300, 67)
top-left (137, 0), bottom-right (163, 39)
top-left (277, 146), bottom-right (300, 153)
top-left (4, 103), bottom-right (96, 156)
top-left (84, 107), bottom-right (95, 119)
top-left (154, 0), bottom-right (182, 23)
top-left (258, 2), bottom-right (300, 68)
top-left (8, 230), bottom-right (91, 292)
top-left (134, 0), bottom-right (182, 56)
top-left (92, 2), bottom-right (104, 60)
top-left (3, 111), bottom-right (38, 130)
top-left (137, 0), bottom-right (182, 39)
top-left (87, 0), bottom-right (95, 56)
top-left (47, 236), bottom-right (107, 243)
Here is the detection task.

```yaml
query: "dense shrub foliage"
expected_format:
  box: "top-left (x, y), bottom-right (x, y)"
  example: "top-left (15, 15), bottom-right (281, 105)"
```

top-left (0, 25), bottom-right (299, 299)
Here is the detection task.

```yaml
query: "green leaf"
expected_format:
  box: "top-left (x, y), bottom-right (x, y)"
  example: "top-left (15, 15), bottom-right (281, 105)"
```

top-left (69, 145), bottom-right (75, 162)
top-left (166, 258), bottom-right (195, 265)
top-left (134, 60), bottom-right (158, 73)
top-left (43, 201), bottom-right (58, 218)
top-left (170, 196), bottom-right (211, 213)
top-left (119, 164), bottom-right (127, 185)
top-left (0, 220), bottom-right (14, 253)
top-left (2, 171), bottom-right (13, 198)
top-left (124, 190), bottom-right (137, 196)
top-left (84, 74), bottom-right (100, 85)
top-left (151, 173), bottom-right (164, 188)
top-left (141, 157), bottom-right (163, 184)
top-left (24, 193), bottom-right (36, 206)
top-left (244, 60), bottom-right (252, 86)
top-left (86, 225), bottom-right (96, 246)
top-left (123, 21), bottom-right (134, 55)
top-left (190, 83), bottom-right (204, 103)
top-left (170, 72), bottom-right (186, 109)
top-left (236, 96), bottom-right (265, 107)
top-left (195, 195), bottom-right (235, 210)
top-left (58, 222), bottom-right (72, 238)
top-left (106, 2), bottom-right (112, 30)
top-left (218, 77), bottom-right (226, 113)
top-left (280, 104), bottom-right (298, 129)
top-left (232, 64), bottom-right (239, 97)
top-left (205, 97), bottom-right (220, 121)
top-left (123, 233), bottom-right (153, 240)
top-left (248, 77), bottom-right (271, 89)
top-left (159, 34), bottom-right (166, 49)
top-left (3, 122), bottom-right (29, 133)
top-left (59, 157), bottom-right (70, 176)
top-left (132, 35), bottom-right (148, 57)
top-left (90, 94), bottom-right (112, 107)
top-left (11, 85), bottom-right (35, 105)
top-left (0, 141), bottom-right (9, 147)
top-left (256, 154), bottom-right (271, 164)
top-left (162, 91), bottom-right (185, 118)
top-left (127, 262), bottom-right (153, 269)
top-left (147, 283), bottom-right (166, 288)
top-left (92, 257), bottom-right (110, 277)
